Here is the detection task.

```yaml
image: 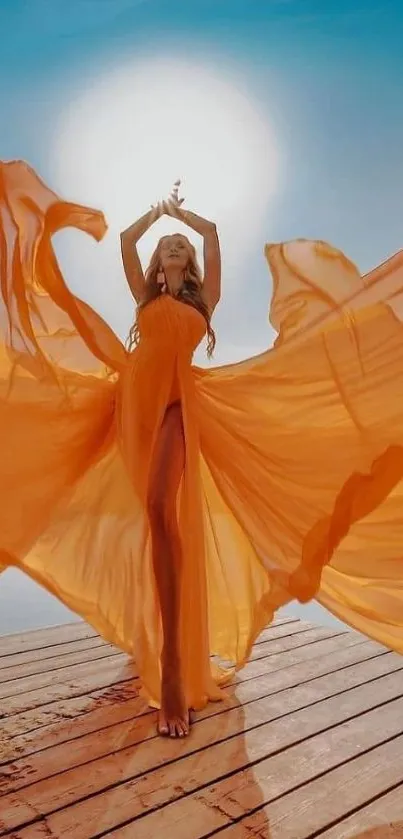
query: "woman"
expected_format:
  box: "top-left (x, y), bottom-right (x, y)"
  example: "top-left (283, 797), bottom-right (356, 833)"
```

top-left (1, 159), bottom-right (403, 741)
top-left (119, 190), bottom-right (221, 736)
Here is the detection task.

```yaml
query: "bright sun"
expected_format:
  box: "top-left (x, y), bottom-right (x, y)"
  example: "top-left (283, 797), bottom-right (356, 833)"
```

top-left (50, 55), bottom-right (279, 334)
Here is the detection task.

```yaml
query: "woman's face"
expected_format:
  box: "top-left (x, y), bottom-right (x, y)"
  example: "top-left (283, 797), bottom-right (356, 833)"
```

top-left (159, 235), bottom-right (190, 272)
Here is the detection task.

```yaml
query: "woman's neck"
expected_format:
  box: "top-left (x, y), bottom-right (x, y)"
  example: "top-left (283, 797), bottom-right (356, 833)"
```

top-left (164, 268), bottom-right (183, 295)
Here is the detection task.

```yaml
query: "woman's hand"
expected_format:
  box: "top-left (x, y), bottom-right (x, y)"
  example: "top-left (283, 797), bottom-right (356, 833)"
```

top-left (150, 180), bottom-right (184, 218)
top-left (161, 182), bottom-right (216, 236)
top-left (169, 179), bottom-right (185, 209)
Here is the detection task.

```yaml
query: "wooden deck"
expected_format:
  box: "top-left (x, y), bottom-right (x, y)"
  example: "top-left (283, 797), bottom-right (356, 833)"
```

top-left (0, 617), bottom-right (402, 839)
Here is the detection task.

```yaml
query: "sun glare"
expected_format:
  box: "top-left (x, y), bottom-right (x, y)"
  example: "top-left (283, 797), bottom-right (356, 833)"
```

top-left (50, 55), bottom-right (280, 333)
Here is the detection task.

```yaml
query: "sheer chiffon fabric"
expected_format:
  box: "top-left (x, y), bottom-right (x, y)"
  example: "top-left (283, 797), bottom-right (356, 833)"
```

top-left (1, 159), bottom-right (403, 709)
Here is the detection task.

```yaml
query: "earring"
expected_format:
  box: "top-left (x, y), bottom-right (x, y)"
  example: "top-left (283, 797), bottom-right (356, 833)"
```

top-left (157, 266), bottom-right (167, 293)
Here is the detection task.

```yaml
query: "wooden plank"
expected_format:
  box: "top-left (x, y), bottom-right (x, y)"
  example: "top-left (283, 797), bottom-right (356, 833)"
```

top-left (0, 644), bottom-right (123, 699)
top-left (2, 639), bottom-right (385, 768)
top-left (254, 615), bottom-right (303, 635)
top-left (0, 630), bottom-right (363, 721)
top-left (249, 625), bottom-right (341, 661)
top-left (0, 633), bottom-right (366, 734)
top-left (253, 618), bottom-right (328, 644)
top-left (0, 654), bottom-right (135, 717)
top-left (0, 654), bottom-right (131, 703)
top-left (234, 632), bottom-right (367, 682)
top-left (0, 624), bottom-right (310, 715)
top-left (212, 739), bottom-right (403, 839)
top-left (318, 785), bottom-right (403, 838)
top-left (0, 623), bottom-right (326, 688)
top-left (0, 638), bottom-right (385, 766)
top-left (1, 660), bottom-right (402, 836)
top-left (0, 635), bottom-right (109, 672)
top-left (0, 616), bottom-right (296, 675)
top-left (0, 682), bottom-right (141, 752)
top-left (0, 622), bottom-right (95, 657)
top-left (0, 615), bottom-right (294, 660)
top-left (1, 647), bottom-right (400, 791)
top-left (102, 698), bottom-right (403, 839)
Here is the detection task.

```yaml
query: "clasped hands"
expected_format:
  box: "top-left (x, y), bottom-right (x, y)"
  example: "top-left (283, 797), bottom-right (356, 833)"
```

top-left (150, 181), bottom-right (216, 236)
top-left (151, 180), bottom-right (186, 221)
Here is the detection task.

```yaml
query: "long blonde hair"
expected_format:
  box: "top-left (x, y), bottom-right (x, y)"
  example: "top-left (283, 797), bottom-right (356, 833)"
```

top-left (127, 235), bottom-right (216, 357)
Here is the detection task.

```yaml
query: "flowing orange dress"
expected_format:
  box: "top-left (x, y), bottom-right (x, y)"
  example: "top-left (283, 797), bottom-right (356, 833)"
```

top-left (1, 160), bottom-right (403, 710)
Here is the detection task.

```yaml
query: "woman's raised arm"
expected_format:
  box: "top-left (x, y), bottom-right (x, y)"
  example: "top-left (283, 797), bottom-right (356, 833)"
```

top-left (164, 199), bottom-right (221, 314)
top-left (120, 205), bottom-right (161, 303)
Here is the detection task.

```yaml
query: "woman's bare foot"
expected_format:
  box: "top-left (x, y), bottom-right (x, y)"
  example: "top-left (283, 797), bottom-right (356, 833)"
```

top-left (157, 657), bottom-right (190, 738)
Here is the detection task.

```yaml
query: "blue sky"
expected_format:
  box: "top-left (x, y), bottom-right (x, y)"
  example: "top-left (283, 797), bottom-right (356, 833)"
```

top-left (0, 0), bottom-right (402, 630)
top-left (1, 0), bottom-right (402, 352)
top-left (2, 0), bottom-right (402, 262)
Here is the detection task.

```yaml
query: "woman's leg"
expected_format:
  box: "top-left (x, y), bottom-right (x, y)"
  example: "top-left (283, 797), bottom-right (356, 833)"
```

top-left (147, 401), bottom-right (188, 737)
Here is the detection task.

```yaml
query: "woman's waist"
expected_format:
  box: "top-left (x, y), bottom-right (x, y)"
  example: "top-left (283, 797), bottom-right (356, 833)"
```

top-left (131, 340), bottom-right (194, 365)
top-left (118, 343), bottom-right (195, 413)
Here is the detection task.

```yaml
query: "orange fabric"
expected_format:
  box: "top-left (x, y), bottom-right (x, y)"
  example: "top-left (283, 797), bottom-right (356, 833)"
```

top-left (1, 160), bottom-right (403, 710)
